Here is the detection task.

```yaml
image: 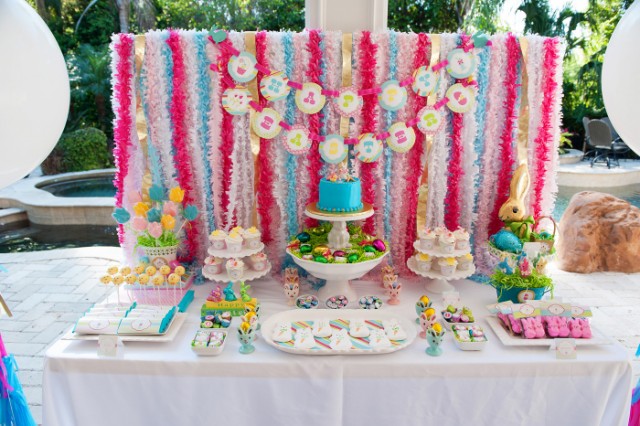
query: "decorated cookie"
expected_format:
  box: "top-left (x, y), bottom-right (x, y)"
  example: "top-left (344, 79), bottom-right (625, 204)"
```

top-left (272, 321), bottom-right (292, 342)
top-left (329, 329), bottom-right (352, 350)
top-left (386, 122), bottom-right (416, 153)
top-left (251, 107), bottom-right (282, 139)
top-left (283, 125), bottom-right (311, 155)
top-left (259, 71), bottom-right (290, 101)
top-left (446, 83), bottom-right (475, 114)
top-left (412, 65), bottom-right (440, 97)
top-left (312, 319), bottom-right (332, 338)
top-left (221, 86), bottom-right (251, 115)
top-left (354, 133), bottom-right (383, 163)
top-left (319, 134), bottom-right (347, 164)
top-left (349, 319), bottom-right (370, 338)
top-left (368, 329), bottom-right (391, 348)
top-left (295, 82), bottom-right (326, 114)
top-left (416, 106), bottom-right (444, 135)
top-left (446, 48), bottom-right (477, 79)
top-left (384, 322), bottom-right (407, 341)
top-left (334, 86), bottom-right (363, 117)
top-left (228, 52), bottom-right (258, 83)
top-left (294, 327), bottom-right (316, 349)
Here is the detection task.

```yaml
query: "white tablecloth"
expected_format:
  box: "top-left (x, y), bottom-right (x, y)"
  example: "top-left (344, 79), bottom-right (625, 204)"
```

top-left (43, 277), bottom-right (633, 426)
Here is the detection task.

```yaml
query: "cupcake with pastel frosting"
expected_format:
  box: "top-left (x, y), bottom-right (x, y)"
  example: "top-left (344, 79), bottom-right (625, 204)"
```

top-left (416, 253), bottom-right (432, 273)
top-left (438, 257), bottom-right (458, 276)
top-left (249, 252), bottom-right (268, 271)
top-left (457, 253), bottom-right (474, 271)
top-left (225, 231), bottom-right (243, 253)
top-left (453, 228), bottom-right (470, 251)
top-left (244, 226), bottom-right (262, 249)
top-left (226, 259), bottom-right (245, 280)
top-left (438, 232), bottom-right (456, 254)
top-left (418, 228), bottom-right (437, 251)
top-left (203, 256), bottom-right (224, 275)
top-left (209, 229), bottom-right (227, 250)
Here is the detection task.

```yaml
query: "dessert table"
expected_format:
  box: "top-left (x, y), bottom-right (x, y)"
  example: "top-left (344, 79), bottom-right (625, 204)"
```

top-left (43, 277), bottom-right (633, 426)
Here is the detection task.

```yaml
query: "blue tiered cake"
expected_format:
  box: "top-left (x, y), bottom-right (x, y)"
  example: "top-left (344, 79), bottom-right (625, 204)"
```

top-left (318, 178), bottom-right (363, 212)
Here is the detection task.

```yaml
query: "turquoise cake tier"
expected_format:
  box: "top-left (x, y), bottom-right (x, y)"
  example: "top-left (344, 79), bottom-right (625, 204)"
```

top-left (318, 178), bottom-right (363, 212)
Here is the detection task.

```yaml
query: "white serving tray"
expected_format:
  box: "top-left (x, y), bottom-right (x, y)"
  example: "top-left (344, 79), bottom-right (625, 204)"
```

top-left (261, 309), bottom-right (417, 355)
top-left (61, 313), bottom-right (187, 343)
top-left (207, 243), bottom-right (265, 259)
top-left (413, 241), bottom-right (471, 257)
top-left (202, 262), bottom-right (271, 283)
top-left (191, 330), bottom-right (228, 356)
top-left (485, 316), bottom-right (611, 347)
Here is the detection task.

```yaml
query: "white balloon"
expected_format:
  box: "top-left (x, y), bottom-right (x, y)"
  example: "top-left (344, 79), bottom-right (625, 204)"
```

top-left (0, 0), bottom-right (69, 189)
top-left (602, 1), bottom-right (640, 155)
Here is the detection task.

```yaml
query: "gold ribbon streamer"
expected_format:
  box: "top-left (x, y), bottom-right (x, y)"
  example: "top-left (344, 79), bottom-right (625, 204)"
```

top-left (245, 32), bottom-right (260, 227)
top-left (340, 33), bottom-right (353, 139)
top-left (416, 34), bottom-right (440, 231)
top-left (517, 37), bottom-right (530, 166)
top-left (134, 35), bottom-right (151, 202)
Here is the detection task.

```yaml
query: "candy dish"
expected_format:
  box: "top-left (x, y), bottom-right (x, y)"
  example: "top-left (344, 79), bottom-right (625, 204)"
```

top-left (191, 329), bottom-right (228, 356)
top-left (326, 295), bottom-right (349, 309)
top-left (451, 324), bottom-right (487, 351)
top-left (441, 305), bottom-right (475, 330)
top-left (296, 294), bottom-right (319, 309)
top-left (359, 295), bottom-right (383, 309)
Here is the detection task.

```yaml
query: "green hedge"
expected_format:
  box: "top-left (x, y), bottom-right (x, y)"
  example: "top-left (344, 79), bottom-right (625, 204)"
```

top-left (42, 127), bottom-right (113, 174)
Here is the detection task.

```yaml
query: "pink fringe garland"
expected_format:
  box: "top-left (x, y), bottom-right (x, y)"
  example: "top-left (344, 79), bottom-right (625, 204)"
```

top-left (304, 30), bottom-right (324, 228)
top-left (403, 33), bottom-right (429, 262)
top-left (358, 31), bottom-right (379, 235)
top-left (532, 38), bottom-right (560, 218)
top-left (255, 31), bottom-right (275, 244)
top-left (216, 37), bottom-right (236, 230)
top-left (112, 33), bottom-right (135, 244)
top-left (488, 34), bottom-right (520, 236)
top-left (167, 30), bottom-right (200, 261)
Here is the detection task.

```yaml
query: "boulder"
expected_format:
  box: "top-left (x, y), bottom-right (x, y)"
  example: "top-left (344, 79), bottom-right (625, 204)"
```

top-left (557, 191), bottom-right (640, 273)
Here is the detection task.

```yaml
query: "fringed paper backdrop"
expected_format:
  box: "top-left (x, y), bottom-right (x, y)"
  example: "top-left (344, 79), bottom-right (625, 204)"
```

top-left (110, 30), bottom-right (564, 275)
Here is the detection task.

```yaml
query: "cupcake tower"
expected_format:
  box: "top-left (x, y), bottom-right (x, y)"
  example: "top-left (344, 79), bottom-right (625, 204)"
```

top-left (407, 227), bottom-right (476, 293)
top-left (202, 226), bottom-right (272, 283)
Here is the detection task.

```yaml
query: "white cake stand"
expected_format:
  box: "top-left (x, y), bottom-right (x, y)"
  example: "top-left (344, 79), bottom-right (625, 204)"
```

top-left (407, 241), bottom-right (475, 293)
top-left (287, 249), bottom-right (388, 302)
top-left (287, 202), bottom-right (386, 302)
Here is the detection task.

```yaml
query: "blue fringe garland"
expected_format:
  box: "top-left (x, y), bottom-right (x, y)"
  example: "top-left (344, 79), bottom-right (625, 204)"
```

top-left (161, 33), bottom-right (177, 164)
top-left (283, 32), bottom-right (299, 238)
top-left (195, 32), bottom-right (216, 232)
top-left (383, 31), bottom-right (398, 245)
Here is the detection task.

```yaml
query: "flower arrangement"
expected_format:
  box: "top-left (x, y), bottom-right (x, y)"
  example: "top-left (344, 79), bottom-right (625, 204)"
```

top-left (112, 185), bottom-right (199, 248)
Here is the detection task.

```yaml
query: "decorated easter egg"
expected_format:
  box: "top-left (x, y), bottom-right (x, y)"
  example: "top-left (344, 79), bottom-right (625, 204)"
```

top-left (372, 239), bottom-right (386, 252)
top-left (347, 254), bottom-right (359, 263)
top-left (120, 266), bottom-right (132, 276)
top-left (159, 265), bottom-right (171, 275)
top-left (138, 273), bottom-right (149, 285)
top-left (100, 275), bottom-right (112, 285)
top-left (174, 265), bottom-right (186, 276)
top-left (309, 226), bottom-right (325, 236)
top-left (313, 245), bottom-right (330, 256)
top-left (363, 245), bottom-right (376, 253)
top-left (491, 229), bottom-right (523, 253)
top-left (296, 232), bottom-right (311, 243)
top-left (240, 321), bottom-right (252, 333)
top-left (314, 256), bottom-right (328, 263)
top-left (333, 250), bottom-right (346, 257)
top-left (300, 244), bottom-right (312, 254)
top-left (145, 266), bottom-right (157, 276)
top-left (432, 323), bottom-right (443, 334)
top-left (419, 295), bottom-right (430, 305)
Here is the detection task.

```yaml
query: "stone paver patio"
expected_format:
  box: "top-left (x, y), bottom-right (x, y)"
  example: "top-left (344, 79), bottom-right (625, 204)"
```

top-left (0, 248), bottom-right (637, 425)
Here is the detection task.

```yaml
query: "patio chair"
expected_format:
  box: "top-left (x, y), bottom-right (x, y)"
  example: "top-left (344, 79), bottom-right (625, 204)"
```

top-left (582, 117), bottom-right (596, 161)
top-left (601, 116), bottom-right (631, 156)
top-left (588, 119), bottom-right (620, 169)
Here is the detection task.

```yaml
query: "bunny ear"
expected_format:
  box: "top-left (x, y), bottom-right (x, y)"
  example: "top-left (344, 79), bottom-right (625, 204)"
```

top-left (511, 164), bottom-right (530, 202)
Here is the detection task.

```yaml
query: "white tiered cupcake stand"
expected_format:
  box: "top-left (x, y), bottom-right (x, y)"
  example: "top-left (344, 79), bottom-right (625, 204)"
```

top-left (287, 202), bottom-right (388, 302)
top-left (202, 243), bottom-right (271, 284)
top-left (407, 240), bottom-right (475, 293)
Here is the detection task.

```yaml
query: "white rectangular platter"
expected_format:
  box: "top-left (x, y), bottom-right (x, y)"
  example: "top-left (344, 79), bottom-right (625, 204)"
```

top-left (485, 316), bottom-right (611, 347)
top-left (261, 309), bottom-right (417, 355)
top-left (61, 313), bottom-right (187, 343)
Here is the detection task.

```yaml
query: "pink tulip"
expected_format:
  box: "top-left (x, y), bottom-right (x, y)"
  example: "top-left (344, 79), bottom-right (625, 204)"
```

top-left (147, 222), bottom-right (163, 239)
top-left (163, 201), bottom-right (178, 217)
top-left (127, 191), bottom-right (142, 205)
top-left (132, 216), bottom-right (148, 231)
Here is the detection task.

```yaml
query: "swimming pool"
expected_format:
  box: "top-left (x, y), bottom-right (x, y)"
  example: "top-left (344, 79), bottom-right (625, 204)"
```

top-left (37, 175), bottom-right (116, 198)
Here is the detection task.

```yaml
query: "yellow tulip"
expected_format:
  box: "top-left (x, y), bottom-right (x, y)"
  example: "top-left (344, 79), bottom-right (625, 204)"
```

top-left (133, 202), bottom-right (151, 217)
top-left (169, 187), bottom-right (185, 203)
top-left (161, 214), bottom-right (176, 230)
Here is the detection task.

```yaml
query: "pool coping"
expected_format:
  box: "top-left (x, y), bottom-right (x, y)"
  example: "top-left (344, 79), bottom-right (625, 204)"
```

top-left (558, 159), bottom-right (640, 188)
top-left (0, 169), bottom-right (116, 226)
